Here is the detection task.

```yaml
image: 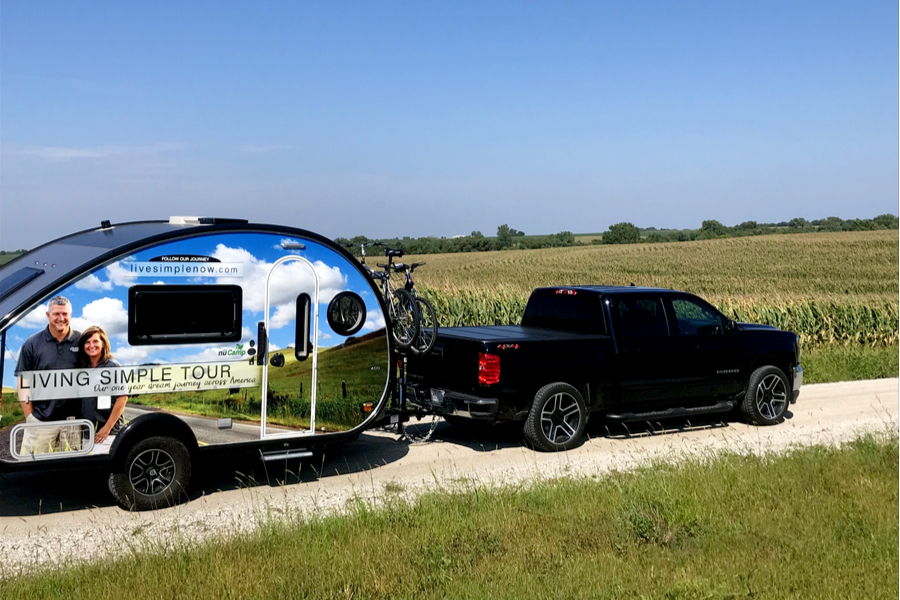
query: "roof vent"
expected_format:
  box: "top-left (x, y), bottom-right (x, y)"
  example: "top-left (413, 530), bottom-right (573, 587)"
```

top-left (169, 216), bottom-right (249, 225)
top-left (169, 216), bottom-right (203, 225)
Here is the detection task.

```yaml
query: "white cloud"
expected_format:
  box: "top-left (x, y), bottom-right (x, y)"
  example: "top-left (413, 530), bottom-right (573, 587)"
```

top-left (17, 304), bottom-right (49, 329)
top-left (110, 345), bottom-right (151, 363)
top-left (211, 244), bottom-right (347, 322)
top-left (362, 309), bottom-right (386, 332)
top-left (6, 143), bottom-right (185, 161)
top-left (74, 273), bottom-right (113, 292)
top-left (269, 303), bottom-right (296, 331)
top-left (22, 147), bottom-right (111, 159)
top-left (104, 260), bottom-right (136, 287)
top-left (71, 297), bottom-right (129, 339)
top-left (317, 330), bottom-right (332, 340)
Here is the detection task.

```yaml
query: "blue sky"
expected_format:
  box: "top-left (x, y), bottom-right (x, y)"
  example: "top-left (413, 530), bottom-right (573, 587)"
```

top-left (1, 1), bottom-right (897, 249)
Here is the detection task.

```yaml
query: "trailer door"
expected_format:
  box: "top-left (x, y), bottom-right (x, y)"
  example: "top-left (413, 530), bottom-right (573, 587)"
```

top-left (260, 255), bottom-right (319, 438)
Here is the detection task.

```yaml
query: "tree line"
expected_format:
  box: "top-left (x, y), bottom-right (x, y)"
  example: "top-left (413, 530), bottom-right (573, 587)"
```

top-left (599, 214), bottom-right (899, 245)
top-left (336, 214), bottom-right (898, 255)
top-left (335, 225), bottom-right (576, 255)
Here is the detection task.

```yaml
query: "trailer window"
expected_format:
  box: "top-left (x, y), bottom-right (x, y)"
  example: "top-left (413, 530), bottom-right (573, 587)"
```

top-left (128, 285), bottom-right (243, 345)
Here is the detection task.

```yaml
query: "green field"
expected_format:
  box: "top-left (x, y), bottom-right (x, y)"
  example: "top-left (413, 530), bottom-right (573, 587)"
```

top-left (3, 434), bottom-right (896, 598)
top-left (407, 230), bottom-right (898, 304)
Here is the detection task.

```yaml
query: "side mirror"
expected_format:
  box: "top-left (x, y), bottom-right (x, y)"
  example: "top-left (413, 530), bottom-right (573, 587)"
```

top-left (724, 320), bottom-right (736, 334)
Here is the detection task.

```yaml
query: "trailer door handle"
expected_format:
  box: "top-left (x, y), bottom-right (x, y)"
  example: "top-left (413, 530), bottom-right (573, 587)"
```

top-left (257, 321), bottom-right (267, 365)
top-left (295, 293), bottom-right (312, 362)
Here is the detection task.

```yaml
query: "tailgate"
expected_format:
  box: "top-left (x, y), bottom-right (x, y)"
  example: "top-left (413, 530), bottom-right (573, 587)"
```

top-left (405, 330), bottom-right (483, 391)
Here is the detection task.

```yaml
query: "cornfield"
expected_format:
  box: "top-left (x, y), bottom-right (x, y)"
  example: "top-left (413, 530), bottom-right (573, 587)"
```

top-left (409, 230), bottom-right (898, 305)
top-left (422, 287), bottom-right (897, 348)
top-left (411, 230), bottom-right (899, 349)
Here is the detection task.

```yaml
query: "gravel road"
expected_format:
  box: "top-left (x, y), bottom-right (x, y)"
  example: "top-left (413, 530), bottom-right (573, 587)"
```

top-left (1, 378), bottom-right (897, 577)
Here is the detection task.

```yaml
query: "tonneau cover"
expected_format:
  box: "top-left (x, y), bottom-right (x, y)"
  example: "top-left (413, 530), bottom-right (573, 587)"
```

top-left (437, 325), bottom-right (606, 343)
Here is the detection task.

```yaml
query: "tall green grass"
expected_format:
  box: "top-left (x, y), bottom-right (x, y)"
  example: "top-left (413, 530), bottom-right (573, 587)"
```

top-left (3, 435), bottom-right (897, 599)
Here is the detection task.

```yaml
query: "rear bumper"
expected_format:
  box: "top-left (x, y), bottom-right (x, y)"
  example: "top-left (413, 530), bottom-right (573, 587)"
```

top-left (408, 387), bottom-right (500, 420)
top-left (791, 365), bottom-right (803, 403)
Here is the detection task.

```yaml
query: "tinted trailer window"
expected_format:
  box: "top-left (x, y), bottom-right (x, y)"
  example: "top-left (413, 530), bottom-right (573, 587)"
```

top-left (129, 285), bottom-right (242, 345)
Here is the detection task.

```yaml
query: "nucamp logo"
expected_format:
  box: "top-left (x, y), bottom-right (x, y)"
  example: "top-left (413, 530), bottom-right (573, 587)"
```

top-left (218, 344), bottom-right (247, 357)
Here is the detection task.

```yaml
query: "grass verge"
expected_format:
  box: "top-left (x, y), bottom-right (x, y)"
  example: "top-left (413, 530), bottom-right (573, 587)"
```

top-left (3, 434), bottom-right (897, 599)
top-left (802, 344), bottom-right (899, 384)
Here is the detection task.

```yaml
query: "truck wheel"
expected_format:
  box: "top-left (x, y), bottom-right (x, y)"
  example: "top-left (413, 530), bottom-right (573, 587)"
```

top-left (741, 366), bottom-right (790, 426)
top-left (524, 383), bottom-right (586, 451)
top-left (108, 436), bottom-right (192, 511)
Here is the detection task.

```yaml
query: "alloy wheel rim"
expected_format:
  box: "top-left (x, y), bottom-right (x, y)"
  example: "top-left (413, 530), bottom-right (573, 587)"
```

top-left (129, 449), bottom-right (176, 495)
top-left (755, 374), bottom-right (787, 420)
top-left (540, 392), bottom-right (581, 445)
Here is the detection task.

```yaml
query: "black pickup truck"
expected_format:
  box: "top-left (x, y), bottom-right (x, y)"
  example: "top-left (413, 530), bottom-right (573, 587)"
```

top-left (406, 286), bottom-right (802, 451)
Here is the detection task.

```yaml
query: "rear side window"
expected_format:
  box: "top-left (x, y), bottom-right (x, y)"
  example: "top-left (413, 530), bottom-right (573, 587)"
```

top-left (521, 289), bottom-right (607, 335)
top-left (129, 284), bottom-right (242, 345)
top-left (615, 297), bottom-right (669, 337)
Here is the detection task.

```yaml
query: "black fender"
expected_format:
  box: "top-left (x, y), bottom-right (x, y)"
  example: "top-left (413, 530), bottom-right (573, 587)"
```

top-left (108, 413), bottom-right (198, 471)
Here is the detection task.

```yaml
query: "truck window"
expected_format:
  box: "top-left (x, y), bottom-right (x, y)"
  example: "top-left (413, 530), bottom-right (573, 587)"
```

top-left (521, 290), bottom-right (607, 335)
top-left (615, 297), bottom-right (669, 337)
top-left (672, 297), bottom-right (722, 335)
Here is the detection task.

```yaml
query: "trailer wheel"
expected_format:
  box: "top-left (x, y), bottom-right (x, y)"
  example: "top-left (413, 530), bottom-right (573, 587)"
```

top-left (108, 436), bottom-right (192, 511)
top-left (524, 383), bottom-right (586, 451)
top-left (740, 366), bottom-right (790, 426)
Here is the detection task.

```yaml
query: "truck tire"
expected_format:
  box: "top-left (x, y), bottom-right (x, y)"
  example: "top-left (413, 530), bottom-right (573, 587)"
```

top-left (108, 436), bottom-right (192, 511)
top-left (524, 383), bottom-right (586, 451)
top-left (740, 366), bottom-right (790, 426)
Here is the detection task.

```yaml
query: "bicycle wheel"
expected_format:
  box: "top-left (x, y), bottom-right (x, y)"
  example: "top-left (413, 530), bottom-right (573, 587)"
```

top-left (388, 288), bottom-right (419, 349)
top-left (411, 297), bottom-right (438, 355)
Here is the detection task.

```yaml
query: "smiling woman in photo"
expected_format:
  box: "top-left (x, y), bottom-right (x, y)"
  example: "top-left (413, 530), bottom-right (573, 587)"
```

top-left (76, 325), bottom-right (127, 453)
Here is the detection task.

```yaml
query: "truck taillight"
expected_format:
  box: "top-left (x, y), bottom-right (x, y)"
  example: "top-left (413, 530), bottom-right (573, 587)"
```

top-left (478, 352), bottom-right (501, 385)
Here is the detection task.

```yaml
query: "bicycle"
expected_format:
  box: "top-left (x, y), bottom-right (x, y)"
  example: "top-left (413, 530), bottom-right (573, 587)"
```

top-left (343, 242), bottom-right (420, 350)
top-left (393, 261), bottom-right (438, 355)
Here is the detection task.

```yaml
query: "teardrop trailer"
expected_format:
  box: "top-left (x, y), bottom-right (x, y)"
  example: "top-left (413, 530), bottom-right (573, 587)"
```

top-left (0, 217), bottom-right (418, 510)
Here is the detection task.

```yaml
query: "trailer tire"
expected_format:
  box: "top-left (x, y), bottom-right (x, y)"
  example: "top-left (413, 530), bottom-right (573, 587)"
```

top-left (108, 436), bottom-right (192, 511)
top-left (523, 383), bottom-right (586, 451)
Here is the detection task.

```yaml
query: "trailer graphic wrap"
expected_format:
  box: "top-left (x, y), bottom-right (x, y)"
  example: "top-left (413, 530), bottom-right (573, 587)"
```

top-left (18, 361), bottom-right (260, 401)
top-left (1, 229), bottom-right (390, 462)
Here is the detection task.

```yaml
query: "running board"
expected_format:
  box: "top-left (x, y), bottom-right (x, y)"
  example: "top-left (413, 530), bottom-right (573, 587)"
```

top-left (606, 401), bottom-right (735, 422)
top-left (261, 449), bottom-right (313, 462)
